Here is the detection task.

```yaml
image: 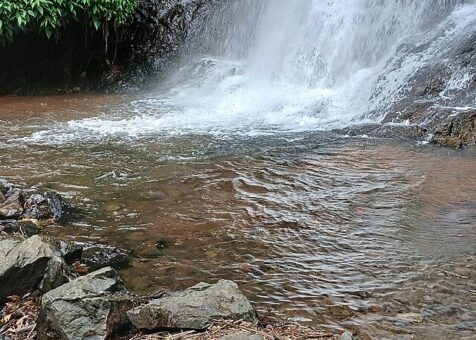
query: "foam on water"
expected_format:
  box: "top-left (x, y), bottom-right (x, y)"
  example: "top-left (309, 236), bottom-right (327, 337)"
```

top-left (17, 0), bottom-right (476, 144)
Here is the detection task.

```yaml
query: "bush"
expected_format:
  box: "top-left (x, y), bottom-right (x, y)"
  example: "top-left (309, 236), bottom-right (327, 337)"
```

top-left (0, 0), bottom-right (138, 44)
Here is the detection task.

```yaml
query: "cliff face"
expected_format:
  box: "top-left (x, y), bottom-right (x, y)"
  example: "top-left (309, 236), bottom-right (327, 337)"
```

top-left (382, 32), bottom-right (476, 147)
top-left (0, 0), bottom-right (213, 94)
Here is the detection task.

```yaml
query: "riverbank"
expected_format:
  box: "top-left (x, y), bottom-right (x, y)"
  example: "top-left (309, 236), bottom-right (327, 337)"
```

top-left (0, 184), bottom-right (351, 339)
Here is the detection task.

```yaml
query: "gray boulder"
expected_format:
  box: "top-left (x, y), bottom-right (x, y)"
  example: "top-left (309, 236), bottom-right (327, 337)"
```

top-left (0, 235), bottom-right (67, 302)
top-left (0, 237), bottom-right (21, 258)
top-left (37, 267), bottom-right (133, 340)
top-left (127, 280), bottom-right (258, 331)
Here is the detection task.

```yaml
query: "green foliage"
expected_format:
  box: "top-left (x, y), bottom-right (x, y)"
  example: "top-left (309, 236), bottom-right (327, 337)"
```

top-left (0, 0), bottom-right (138, 44)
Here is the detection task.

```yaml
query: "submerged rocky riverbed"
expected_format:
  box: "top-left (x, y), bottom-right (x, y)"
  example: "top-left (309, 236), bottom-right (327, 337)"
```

top-left (0, 184), bottom-right (348, 339)
top-left (0, 93), bottom-right (475, 339)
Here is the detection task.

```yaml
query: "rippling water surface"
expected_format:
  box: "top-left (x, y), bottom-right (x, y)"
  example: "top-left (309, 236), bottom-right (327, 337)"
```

top-left (0, 95), bottom-right (475, 339)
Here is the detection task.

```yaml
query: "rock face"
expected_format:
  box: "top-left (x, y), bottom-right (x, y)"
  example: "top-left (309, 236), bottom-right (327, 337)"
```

top-left (381, 32), bottom-right (476, 148)
top-left (0, 235), bottom-right (67, 302)
top-left (127, 280), bottom-right (258, 331)
top-left (37, 267), bottom-right (133, 340)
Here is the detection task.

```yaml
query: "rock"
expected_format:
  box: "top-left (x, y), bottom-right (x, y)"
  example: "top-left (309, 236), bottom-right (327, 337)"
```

top-left (39, 256), bottom-right (69, 293)
top-left (396, 312), bottom-right (424, 323)
top-left (37, 267), bottom-right (133, 340)
top-left (220, 332), bottom-right (264, 340)
top-left (0, 235), bottom-right (67, 302)
top-left (0, 219), bottom-right (40, 237)
top-left (58, 240), bottom-right (83, 263)
top-left (81, 245), bottom-right (130, 271)
top-left (3, 189), bottom-right (25, 206)
top-left (0, 203), bottom-right (23, 219)
top-left (328, 304), bottom-right (356, 319)
top-left (23, 191), bottom-right (64, 221)
top-left (338, 331), bottom-right (354, 340)
top-left (127, 280), bottom-right (258, 331)
top-left (0, 237), bottom-right (21, 258)
top-left (430, 111), bottom-right (476, 148)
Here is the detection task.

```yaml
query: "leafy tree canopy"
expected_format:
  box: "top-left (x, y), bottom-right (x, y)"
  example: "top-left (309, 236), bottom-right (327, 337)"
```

top-left (0, 0), bottom-right (138, 44)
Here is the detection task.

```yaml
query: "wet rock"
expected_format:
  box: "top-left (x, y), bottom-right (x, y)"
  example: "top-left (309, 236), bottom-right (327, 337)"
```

top-left (23, 191), bottom-right (64, 221)
top-left (0, 235), bottom-right (67, 302)
top-left (430, 110), bottom-right (476, 148)
top-left (337, 123), bottom-right (426, 141)
top-left (328, 304), bottom-right (356, 319)
top-left (155, 238), bottom-right (170, 249)
top-left (0, 203), bottom-right (23, 219)
top-left (338, 331), bottom-right (354, 340)
top-left (37, 267), bottom-right (133, 340)
top-left (396, 312), bottom-right (424, 323)
top-left (81, 245), bottom-right (130, 271)
top-left (0, 219), bottom-right (40, 237)
top-left (58, 240), bottom-right (83, 264)
top-left (220, 332), bottom-right (264, 340)
top-left (380, 32), bottom-right (476, 148)
top-left (3, 189), bottom-right (25, 206)
top-left (127, 280), bottom-right (258, 331)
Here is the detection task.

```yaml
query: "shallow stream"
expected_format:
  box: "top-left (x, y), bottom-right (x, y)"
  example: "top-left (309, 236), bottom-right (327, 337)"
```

top-left (0, 94), bottom-right (475, 339)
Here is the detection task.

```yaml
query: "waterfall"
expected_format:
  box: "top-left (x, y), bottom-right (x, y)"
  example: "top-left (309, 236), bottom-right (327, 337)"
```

top-left (167, 0), bottom-right (476, 130)
top-left (23, 0), bottom-right (476, 143)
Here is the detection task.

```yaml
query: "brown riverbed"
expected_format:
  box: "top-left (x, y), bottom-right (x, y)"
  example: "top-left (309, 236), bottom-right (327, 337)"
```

top-left (0, 94), bottom-right (475, 339)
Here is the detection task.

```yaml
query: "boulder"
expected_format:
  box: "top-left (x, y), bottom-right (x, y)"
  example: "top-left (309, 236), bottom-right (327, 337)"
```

top-left (0, 237), bottom-right (21, 258)
top-left (127, 280), bottom-right (258, 331)
top-left (0, 235), bottom-right (67, 302)
top-left (23, 192), bottom-right (64, 221)
top-left (37, 267), bottom-right (133, 340)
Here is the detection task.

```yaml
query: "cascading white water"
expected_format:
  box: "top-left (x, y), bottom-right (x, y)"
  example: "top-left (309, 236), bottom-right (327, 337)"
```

top-left (25, 0), bottom-right (476, 142)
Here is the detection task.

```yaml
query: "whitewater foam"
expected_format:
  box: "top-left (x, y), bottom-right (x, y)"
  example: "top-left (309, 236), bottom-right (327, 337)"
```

top-left (15, 0), bottom-right (476, 144)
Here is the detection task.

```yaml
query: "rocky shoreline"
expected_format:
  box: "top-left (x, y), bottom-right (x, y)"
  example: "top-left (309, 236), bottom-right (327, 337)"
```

top-left (0, 185), bottom-right (352, 340)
